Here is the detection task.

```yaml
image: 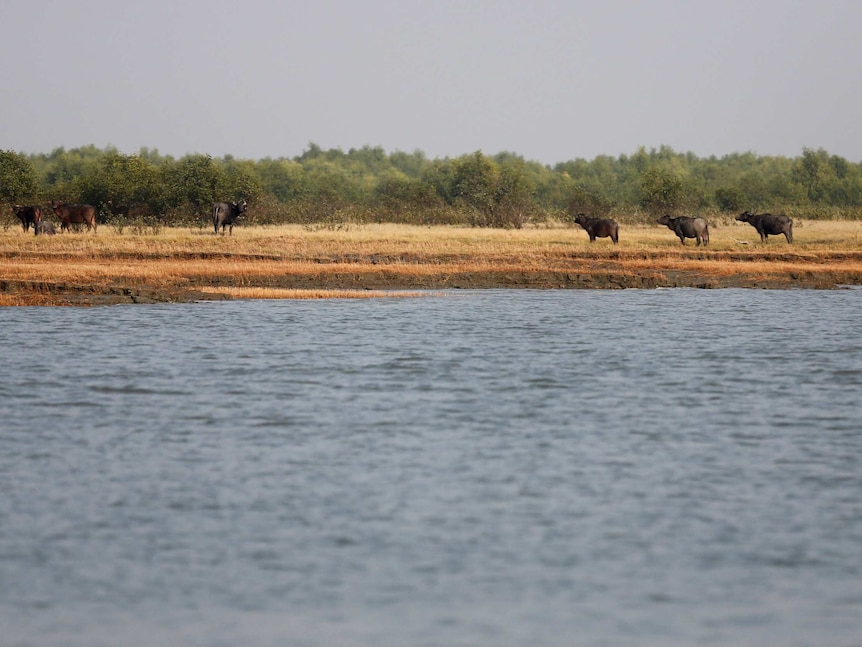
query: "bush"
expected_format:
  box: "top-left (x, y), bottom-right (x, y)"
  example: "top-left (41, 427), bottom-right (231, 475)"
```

top-left (639, 168), bottom-right (687, 215)
top-left (565, 186), bottom-right (613, 222)
top-left (0, 150), bottom-right (39, 204)
top-left (715, 186), bottom-right (746, 212)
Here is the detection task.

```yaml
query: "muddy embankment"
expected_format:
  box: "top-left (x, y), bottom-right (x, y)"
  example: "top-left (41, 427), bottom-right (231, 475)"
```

top-left (3, 246), bottom-right (862, 306)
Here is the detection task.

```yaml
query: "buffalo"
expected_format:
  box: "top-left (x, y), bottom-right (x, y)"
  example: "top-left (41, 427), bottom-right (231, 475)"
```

top-left (12, 205), bottom-right (42, 232)
top-left (574, 213), bottom-right (619, 244)
top-left (213, 199), bottom-right (247, 235)
top-left (34, 221), bottom-right (56, 236)
top-left (736, 211), bottom-right (793, 244)
top-left (51, 201), bottom-right (97, 233)
top-left (657, 215), bottom-right (710, 246)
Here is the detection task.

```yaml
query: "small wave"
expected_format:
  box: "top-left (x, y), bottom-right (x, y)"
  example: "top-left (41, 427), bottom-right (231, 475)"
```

top-left (92, 386), bottom-right (191, 396)
top-left (42, 400), bottom-right (104, 408)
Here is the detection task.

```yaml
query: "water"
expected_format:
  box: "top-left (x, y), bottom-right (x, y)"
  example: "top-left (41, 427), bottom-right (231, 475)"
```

top-left (1, 289), bottom-right (861, 647)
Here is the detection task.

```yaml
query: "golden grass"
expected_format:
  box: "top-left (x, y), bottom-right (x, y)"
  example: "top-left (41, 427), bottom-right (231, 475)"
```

top-left (2, 220), bottom-right (862, 305)
top-left (3, 219), bottom-right (861, 253)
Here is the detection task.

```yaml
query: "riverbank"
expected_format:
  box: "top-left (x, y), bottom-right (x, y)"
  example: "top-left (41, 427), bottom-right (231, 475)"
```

top-left (2, 221), bottom-right (861, 305)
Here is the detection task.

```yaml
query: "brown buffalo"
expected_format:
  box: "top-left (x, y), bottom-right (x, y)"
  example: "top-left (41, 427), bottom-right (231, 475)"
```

top-left (12, 205), bottom-right (42, 232)
top-left (51, 201), bottom-right (97, 233)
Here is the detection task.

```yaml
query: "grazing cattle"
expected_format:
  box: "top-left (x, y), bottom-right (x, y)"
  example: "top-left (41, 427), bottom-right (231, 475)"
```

top-left (736, 211), bottom-right (793, 244)
top-left (12, 205), bottom-right (42, 232)
top-left (657, 215), bottom-right (710, 246)
top-left (574, 213), bottom-right (619, 244)
top-left (213, 199), bottom-right (247, 235)
top-left (51, 201), bottom-right (98, 233)
top-left (34, 221), bottom-right (56, 236)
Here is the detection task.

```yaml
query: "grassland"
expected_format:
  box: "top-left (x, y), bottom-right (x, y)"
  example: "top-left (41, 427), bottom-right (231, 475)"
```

top-left (2, 220), bottom-right (862, 305)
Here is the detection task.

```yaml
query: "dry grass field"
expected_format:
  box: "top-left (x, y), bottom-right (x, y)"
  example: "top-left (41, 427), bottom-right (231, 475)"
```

top-left (2, 220), bottom-right (862, 305)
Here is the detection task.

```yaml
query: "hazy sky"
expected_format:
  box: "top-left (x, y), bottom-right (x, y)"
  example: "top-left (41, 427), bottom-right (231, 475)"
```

top-left (2, 0), bottom-right (860, 164)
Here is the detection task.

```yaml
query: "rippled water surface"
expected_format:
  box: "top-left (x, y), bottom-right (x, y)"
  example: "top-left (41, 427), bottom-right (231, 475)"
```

top-left (2, 289), bottom-right (861, 647)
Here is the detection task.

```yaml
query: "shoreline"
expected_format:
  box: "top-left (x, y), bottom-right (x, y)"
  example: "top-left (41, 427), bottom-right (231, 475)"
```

top-left (4, 261), bottom-right (861, 306)
top-left (2, 223), bottom-right (862, 305)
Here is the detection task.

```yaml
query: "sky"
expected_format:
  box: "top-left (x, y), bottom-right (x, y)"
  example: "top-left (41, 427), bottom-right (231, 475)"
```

top-left (2, 0), bottom-right (861, 165)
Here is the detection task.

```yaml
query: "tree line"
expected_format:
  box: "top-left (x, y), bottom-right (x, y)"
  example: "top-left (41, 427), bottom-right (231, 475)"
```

top-left (2, 144), bottom-right (861, 229)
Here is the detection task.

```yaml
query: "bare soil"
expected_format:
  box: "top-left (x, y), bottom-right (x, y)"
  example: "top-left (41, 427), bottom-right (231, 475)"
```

top-left (3, 250), bottom-right (861, 306)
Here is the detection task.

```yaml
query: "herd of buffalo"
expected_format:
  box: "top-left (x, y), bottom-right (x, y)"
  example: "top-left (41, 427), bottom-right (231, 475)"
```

top-left (12, 202), bottom-right (96, 236)
top-left (10, 201), bottom-right (794, 245)
top-left (574, 211), bottom-right (793, 245)
top-left (10, 200), bottom-right (250, 237)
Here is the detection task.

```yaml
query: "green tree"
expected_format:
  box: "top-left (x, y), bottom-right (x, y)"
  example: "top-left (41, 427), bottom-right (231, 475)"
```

top-left (736, 170), bottom-right (770, 208)
top-left (639, 168), bottom-right (686, 215)
top-left (714, 185), bottom-right (746, 212)
top-left (302, 158), bottom-right (363, 204)
top-left (443, 152), bottom-right (535, 227)
top-left (296, 142), bottom-right (324, 162)
top-left (494, 159), bottom-right (535, 228)
top-left (222, 159), bottom-right (264, 205)
top-left (0, 150), bottom-right (39, 204)
top-left (451, 151), bottom-right (498, 226)
top-left (256, 158), bottom-right (306, 202)
top-left (829, 154), bottom-right (849, 180)
top-left (794, 147), bottom-right (826, 203)
top-left (4, 143), bottom-right (862, 226)
top-left (373, 171), bottom-right (445, 223)
top-left (421, 159), bottom-right (458, 206)
top-left (535, 170), bottom-right (576, 210)
top-left (566, 185), bottom-right (613, 219)
top-left (162, 154), bottom-right (227, 215)
top-left (389, 149), bottom-right (429, 178)
top-left (39, 146), bottom-right (103, 191)
top-left (75, 152), bottom-right (162, 215)
top-left (374, 171), bottom-right (435, 208)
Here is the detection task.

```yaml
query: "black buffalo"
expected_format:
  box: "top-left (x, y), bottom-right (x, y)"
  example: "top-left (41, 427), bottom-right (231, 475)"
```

top-left (657, 215), bottom-right (710, 246)
top-left (574, 213), bottom-right (619, 244)
top-left (736, 211), bottom-right (793, 244)
top-left (51, 201), bottom-right (98, 233)
top-left (213, 200), bottom-right (248, 235)
top-left (12, 205), bottom-right (42, 232)
top-left (34, 221), bottom-right (56, 236)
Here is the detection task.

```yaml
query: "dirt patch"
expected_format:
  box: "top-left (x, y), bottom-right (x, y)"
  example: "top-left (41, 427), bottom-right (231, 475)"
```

top-left (3, 265), bottom-right (860, 306)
